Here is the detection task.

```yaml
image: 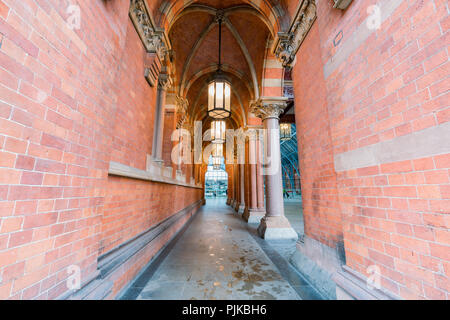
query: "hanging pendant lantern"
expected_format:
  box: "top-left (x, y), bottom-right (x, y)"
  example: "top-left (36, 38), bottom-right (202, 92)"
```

top-left (208, 76), bottom-right (231, 119)
top-left (207, 15), bottom-right (231, 119)
top-left (211, 120), bottom-right (226, 144)
top-left (280, 123), bottom-right (292, 141)
top-left (212, 143), bottom-right (223, 158)
top-left (212, 156), bottom-right (222, 170)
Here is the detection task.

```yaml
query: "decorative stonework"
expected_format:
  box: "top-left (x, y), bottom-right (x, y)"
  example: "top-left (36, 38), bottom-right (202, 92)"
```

top-left (145, 63), bottom-right (160, 87)
top-left (250, 98), bottom-right (288, 121)
top-left (273, 0), bottom-right (317, 68)
top-left (158, 73), bottom-right (173, 90)
top-left (175, 96), bottom-right (189, 129)
top-left (215, 9), bottom-right (225, 23)
top-left (129, 0), bottom-right (170, 61)
top-left (333, 0), bottom-right (353, 10)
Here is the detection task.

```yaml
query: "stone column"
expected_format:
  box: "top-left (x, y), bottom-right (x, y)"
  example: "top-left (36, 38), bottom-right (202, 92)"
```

top-left (232, 159), bottom-right (239, 208)
top-left (201, 164), bottom-right (207, 205)
top-left (256, 131), bottom-right (266, 212)
top-left (243, 139), bottom-right (250, 215)
top-left (234, 162), bottom-right (240, 211)
top-left (251, 98), bottom-right (297, 240)
top-left (237, 163), bottom-right (246, 214)
top-left (244, 130), bottom-right (265, 223)
top-left (226, 164), bottom-right (232, 205)
top-left (152, 73), bottom-right (172, 163)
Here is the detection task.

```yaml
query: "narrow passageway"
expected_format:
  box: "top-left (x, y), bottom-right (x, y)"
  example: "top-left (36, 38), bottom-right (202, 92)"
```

top-left (122, 199), bottom-right (318, 300)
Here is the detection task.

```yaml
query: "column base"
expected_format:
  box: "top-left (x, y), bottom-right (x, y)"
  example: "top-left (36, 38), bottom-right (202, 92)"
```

top-left (243, 208), bottom-right (265, 224)
top-left (238, 204), bottom-right (245, 214)
top-left (226, 198), bottom-right (231, 205)
top-left (257, 216), bottom-right (298, 241)
top-left (201, 199), bottom-right (206, 206)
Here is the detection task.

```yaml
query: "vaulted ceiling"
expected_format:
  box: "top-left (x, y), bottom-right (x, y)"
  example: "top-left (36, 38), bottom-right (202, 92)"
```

top-left (147, 0), bottom-right (291, 129)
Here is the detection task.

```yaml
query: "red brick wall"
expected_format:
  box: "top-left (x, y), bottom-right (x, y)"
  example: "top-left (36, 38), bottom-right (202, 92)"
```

top-left (292, 22), bottom-right (343, 248)
top-left (109, 20), bottom-right (156, 170)
top-left (162, 110), bottom-right (175, 167)
top-left (291, 0), bottom-right (449, 299)
top-left (101, 178), bottom-right (202, 256)
top-left (0, 0), bottom-right (202, 300)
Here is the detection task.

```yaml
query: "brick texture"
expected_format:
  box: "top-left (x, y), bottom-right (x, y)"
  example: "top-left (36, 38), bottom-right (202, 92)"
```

top-left (0, 0), bottom-right (202, 300)
top-left (291, 0), bottom-right (449, 299)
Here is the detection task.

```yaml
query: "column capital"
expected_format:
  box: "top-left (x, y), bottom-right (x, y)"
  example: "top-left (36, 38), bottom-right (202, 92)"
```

top-left (158, 73), bottom-right (173, 90)
top-left (273, 0), bottom-right (317, 68)
top-left (250, 97), bottom-right (288, 121)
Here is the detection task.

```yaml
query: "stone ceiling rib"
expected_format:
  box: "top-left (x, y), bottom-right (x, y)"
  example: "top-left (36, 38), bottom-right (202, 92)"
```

top-left (178, 20), bottom-right (216, 95)
top-left (223, 18), bottom-right (259, 99)
top-left (176, 8), bottom-right (260, 100)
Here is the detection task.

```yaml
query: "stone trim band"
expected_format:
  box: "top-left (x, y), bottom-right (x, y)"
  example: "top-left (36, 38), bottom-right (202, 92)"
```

top-left (334, 121), bottom-right (450, 172)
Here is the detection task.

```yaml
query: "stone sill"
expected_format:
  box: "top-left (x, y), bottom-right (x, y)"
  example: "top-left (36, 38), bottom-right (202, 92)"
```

top-left (108, 161), bottom-right (202, 189)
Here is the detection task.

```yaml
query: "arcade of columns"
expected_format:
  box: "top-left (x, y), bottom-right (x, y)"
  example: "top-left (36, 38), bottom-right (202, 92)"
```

top-left (133, 0), bottom-right (314, 240)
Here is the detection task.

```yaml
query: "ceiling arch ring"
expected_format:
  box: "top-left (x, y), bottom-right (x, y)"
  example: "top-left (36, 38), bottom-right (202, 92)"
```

top-left (168, 4), bottom-right (275, 38)
top-left (175, 11), bottom-right (259, 99)
top-left (160, 0), bottom-right (282, 35)
top-left (221, 5), bottom-right (275, 38)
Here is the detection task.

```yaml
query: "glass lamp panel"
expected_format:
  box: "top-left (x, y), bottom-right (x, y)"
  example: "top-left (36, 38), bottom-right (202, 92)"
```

top-left (212, 143), bottom-right (223, 158)
top-left (280, 123), bottom-right (291, 141)
top-left (211, 120), bottom-right (226, 143)
top-left (208, 82), bottom-right (215, 112)
top-left (216, 82), bottom-right (224, 109)
top-left (224, 83), bottom-right (231, 112)
top-left (208, 81), bottom-right (216, 111)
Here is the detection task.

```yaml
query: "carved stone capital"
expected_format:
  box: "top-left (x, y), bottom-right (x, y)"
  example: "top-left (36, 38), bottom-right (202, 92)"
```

top-left (250, 97), bottom-right (288, 121)
top-left (158, 73), bottom-right (172, 90)
top-left (275, 32), bottom-right (295, 68)
top-left (273, 0), bottom-right (316, 68)
top-left (129, 0), bottom-right (170, 62)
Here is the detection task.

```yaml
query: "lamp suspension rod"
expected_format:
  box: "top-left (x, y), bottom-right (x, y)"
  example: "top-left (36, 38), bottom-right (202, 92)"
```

top-left (218, 17), bottom-right (222, 70)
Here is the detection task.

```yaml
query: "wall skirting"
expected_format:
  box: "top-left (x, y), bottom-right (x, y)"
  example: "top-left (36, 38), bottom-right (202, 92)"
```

top-left (290, 235), bottom-right (345, 300)
top-left (60, 199), bottom-right (203, 300)
top-left (333, 266), bottom-right (400, 300)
